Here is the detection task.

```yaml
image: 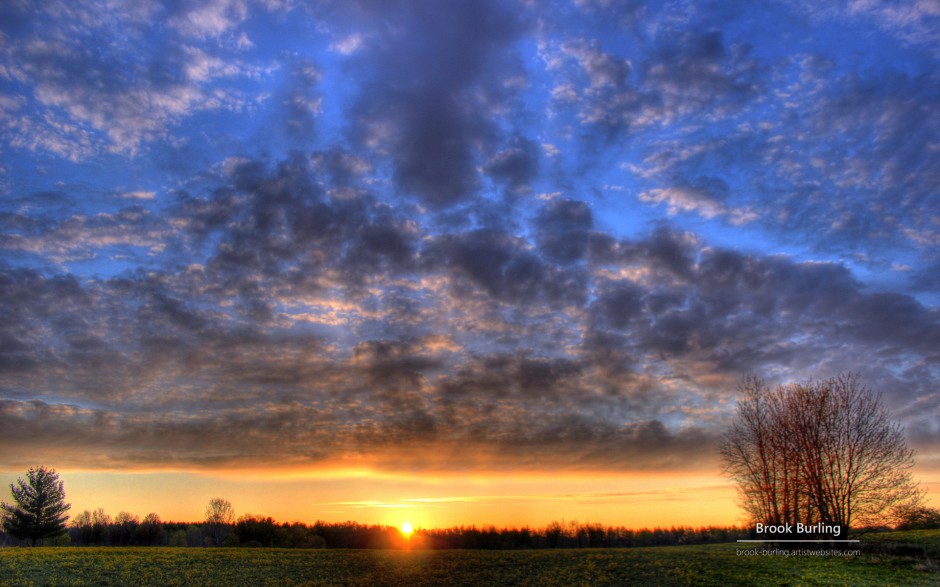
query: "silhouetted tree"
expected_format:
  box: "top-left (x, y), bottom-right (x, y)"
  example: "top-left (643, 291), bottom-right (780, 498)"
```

top-left (113, 511), bottom-right (139, 545)
top-left (15, 511), bottom-right (749, 549)
top-left (71, 510), bottom-right (94, 545)
top-left (137, 512), bottom-right (164, 546)
top-left (894, 505), bottom-right (940, 530)
top-left (545, 521), bottom-right (563, 548)
top-left (720, 374), bottom-right (922, 538)
top-left (205, 497), bottom-right (235, 546)
top-left (91, 508), bottom-right (111, 545)
top-left (234, 514), bottom-right (279, 547)
top-left (1, 466), bottom-right (71, 546)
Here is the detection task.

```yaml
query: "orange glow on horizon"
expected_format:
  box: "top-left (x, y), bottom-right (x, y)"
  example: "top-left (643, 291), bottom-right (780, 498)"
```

top-left (0, 468), bottom-right (745, 528)
top-left (1, 463), bottom-right (935, 531)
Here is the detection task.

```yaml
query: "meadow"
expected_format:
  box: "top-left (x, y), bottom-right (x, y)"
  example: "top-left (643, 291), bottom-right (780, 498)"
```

top-left (0, 530), bottom-right (937, 586)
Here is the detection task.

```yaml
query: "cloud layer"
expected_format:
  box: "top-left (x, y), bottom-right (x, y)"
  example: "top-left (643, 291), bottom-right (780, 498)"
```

top-left (1, 0), bottom-right (937, 474)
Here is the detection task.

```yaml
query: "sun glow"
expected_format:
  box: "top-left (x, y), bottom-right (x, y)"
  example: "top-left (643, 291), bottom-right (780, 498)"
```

top-left (400, 521), bottom-right (414, 536)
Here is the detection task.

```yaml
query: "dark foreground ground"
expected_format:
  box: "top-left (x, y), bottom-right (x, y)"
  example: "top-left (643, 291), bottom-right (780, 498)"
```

top-left (0, 530), bottom-right (937, 586)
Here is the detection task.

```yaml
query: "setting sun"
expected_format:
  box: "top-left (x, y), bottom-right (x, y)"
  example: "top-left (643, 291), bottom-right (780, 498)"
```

top-left (400, 522), bottom-right (414, 536)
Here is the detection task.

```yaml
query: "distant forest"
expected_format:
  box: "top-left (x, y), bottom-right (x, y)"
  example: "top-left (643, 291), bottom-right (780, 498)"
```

top-left (1, 514), bottom-right (749, 549)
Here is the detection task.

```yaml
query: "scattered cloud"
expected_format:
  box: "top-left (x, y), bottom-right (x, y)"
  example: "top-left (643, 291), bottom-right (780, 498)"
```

top-left (1, 0), bottom-right (937, 478)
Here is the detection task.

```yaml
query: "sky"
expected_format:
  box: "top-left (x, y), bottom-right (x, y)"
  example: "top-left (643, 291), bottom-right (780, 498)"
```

top-left (1, 0), bottom-right (938, 529)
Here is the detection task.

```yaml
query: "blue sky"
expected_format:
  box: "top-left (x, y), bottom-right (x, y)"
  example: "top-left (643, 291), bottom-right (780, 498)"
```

top-left (1, 0), bottom-right (938, 521)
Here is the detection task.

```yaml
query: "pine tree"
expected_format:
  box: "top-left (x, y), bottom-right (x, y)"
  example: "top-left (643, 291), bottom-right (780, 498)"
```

top-left (1, 466), bottom-right (71, 546)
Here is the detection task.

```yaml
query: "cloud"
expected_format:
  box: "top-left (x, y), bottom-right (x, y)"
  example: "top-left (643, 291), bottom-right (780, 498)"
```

top-left (279, 59), bottom-right (322, 142)
top-left (545, 27), bottom-right (762, 140)
top-left (561, 39), bottom-right (632, 89)
top-left (0, 1), bottom-right (266, 157)
top-left (330, 33), bottom-right (365, 55)
top-left (118, 191), bottom-right (156, 201)
top-left (485, 136), bottom-right (541, 193)
top-left (1, 0), bottom-right (937, 479)
top-left (640, 30), bottom-right (760, 120)
top-left (802, 0), bottom-right (940, 52)
top-left (345, 0), bottom-right (527, 208)
top-left (3, 192), bottom-right (938, 472)
top-left (0, 206), bottom-right (171, 263)
top-left (0, 397), bottom-right (721, 473)
top-left (620, 50), bottom-right (938, 260)
top-left (425, 228), bottom-right (587, 307)
top-left (640, 186), bottom-right (723, 218)
top-left (637, 183), bottom-right (757, 225)
top-left (534, 198), bottom-right (594, 264)
top-left (789, 69), bottom-right (940, 250)
top-left (168, 0), bottom-right (249, 39)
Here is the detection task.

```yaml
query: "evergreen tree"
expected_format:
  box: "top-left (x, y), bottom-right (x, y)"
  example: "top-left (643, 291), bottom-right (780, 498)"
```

top-left (1, 466), bottom-right (71, 546)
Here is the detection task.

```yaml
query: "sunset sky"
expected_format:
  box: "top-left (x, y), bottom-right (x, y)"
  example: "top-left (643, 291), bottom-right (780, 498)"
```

top-left (1, 0), bottom-right (938, 529)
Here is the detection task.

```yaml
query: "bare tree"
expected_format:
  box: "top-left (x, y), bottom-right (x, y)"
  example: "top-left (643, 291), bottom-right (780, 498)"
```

top-left (91, 508), bottom-right (112, 545)
top-left (205, 497), bottom-right (235, 546)
top-left (720, 374), bottom-right (922, 538)
top-left (893, 505), bottom-right (940, 530)
top-left (113, 511), bottom-right (140, 546)
top-left (71, 510), bottom-right (94, 545)
top-left (137, 512), bottom-right (164, 546)
top-left (720, 376), bottom-right (792, 528)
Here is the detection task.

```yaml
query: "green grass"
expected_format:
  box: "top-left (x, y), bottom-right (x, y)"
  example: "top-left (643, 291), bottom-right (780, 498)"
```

top-left (859, 528), bottom-right (940, 550)
top-left (0, 531), bottom-right (937, 586)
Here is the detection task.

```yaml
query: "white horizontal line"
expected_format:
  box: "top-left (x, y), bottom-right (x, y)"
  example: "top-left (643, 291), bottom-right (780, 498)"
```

top-left (736, 540), bottom-right (860, 543)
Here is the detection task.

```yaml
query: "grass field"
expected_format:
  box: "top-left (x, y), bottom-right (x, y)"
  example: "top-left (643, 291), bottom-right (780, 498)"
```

top-left (0, 530), bottom-right (937, 586)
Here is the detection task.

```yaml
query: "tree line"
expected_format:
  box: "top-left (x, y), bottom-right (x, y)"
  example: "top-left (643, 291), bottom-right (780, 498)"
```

top-left (5, 505), bottom-right (937, 549)
top-left (3, 511), bottom-right (749, 550)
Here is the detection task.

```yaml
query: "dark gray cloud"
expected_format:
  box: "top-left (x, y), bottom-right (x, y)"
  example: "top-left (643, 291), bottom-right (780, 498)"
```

top-left (344, 0), bottom-right (528, 208)
top-left (425, 228), bottom-right (587, 307)
top-left (171, 153), bottom-right (422, 317)
top-left (2, 209), bottom-right (938, 471)
top-left (545, 23), bottom-right (763, 146)
top-left (641, 30), bottom-right (761, 119)
top-left (485, 136), bottom-right (541, 193)
top-left (535, 199), bottom-right (593, 264)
